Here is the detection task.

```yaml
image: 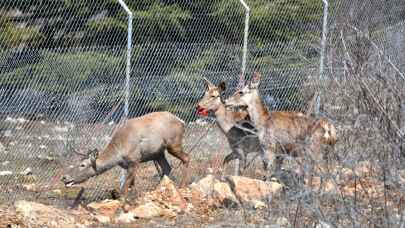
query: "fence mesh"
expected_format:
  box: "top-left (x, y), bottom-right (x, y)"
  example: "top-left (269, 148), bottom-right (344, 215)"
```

top-left (0, 0), bottom-right (404, 226)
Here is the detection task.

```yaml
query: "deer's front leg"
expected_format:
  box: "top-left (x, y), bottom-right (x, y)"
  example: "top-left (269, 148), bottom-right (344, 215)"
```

top-left (121, 165), bottom-right (137, 201)
top-left (264, 143), bottom-right (281, 181)
top-left (236, 148), bottom-right (246, 176)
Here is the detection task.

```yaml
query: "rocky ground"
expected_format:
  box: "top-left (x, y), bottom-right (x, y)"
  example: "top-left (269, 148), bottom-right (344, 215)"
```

top-left (1, 161), bottom-right (404, 227)
top-left (1, 118), bottom-right (405, 227)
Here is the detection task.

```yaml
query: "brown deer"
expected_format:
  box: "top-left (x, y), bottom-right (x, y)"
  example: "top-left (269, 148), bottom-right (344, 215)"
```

top-left (196, 78), bottom-right (265, 175)
top-left (61, 111), bottom-right (190, 199)
top-left (224, 72), bottom-right (337, 178)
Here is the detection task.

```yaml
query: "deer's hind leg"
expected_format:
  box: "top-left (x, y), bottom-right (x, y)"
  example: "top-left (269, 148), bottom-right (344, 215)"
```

top-left (155, 152), bottom-right (172, 178)
top-left (166, 142), bottom-right (190, 187)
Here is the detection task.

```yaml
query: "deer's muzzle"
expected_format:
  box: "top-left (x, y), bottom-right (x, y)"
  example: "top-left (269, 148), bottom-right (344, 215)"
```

top-left (196, 105), bottom-right (209, 116)
top-left (61, 175), bottom-right (75, 187)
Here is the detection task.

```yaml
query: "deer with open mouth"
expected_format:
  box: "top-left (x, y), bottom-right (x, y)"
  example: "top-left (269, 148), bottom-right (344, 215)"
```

top-left (196, 77), bottom-right (266, 175)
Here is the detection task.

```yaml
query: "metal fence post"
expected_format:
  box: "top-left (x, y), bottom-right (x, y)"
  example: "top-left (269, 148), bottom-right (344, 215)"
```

top-left (238, 0), bottom-right (250, 77)
top-left (117, 0), bottom-right (133, 121)
top-left (117, 0), bottom-right (133, 191)
top-left (316, 0), bottom-right (329, 115)
top-left (234, 0), bottom-right (250, 176)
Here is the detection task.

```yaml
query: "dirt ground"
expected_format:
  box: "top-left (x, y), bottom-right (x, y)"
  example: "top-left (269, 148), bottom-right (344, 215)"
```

top-left (1, 118), bottom-right (405, 227)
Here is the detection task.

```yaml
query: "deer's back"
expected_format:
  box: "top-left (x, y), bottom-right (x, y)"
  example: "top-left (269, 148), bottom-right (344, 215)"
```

top-left (267, 111), bottom-right (316, 141)
top-left (110, 112), bottom-right (185, 152)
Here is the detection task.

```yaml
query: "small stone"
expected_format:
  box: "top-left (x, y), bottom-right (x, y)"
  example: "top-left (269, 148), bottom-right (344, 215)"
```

top-left (2, 161), bottom-right (9, 166)
top-left (0, 170), bottom-right (13, 176)
top-left (87, 199), bottom-right (122, 217)
top-left (276, 217), bottom-right (290, 227)
top-left (116, 212), bottom-right (136, 224)
top-left (316, 221), bottom-right (332, 228)
top-left (190, 175), bottom-right (216, 197)
top-left (253, 200), bottom-right (267, 209)
top-left (20, 167), bottom-right (32, 175)
top-left (225, 176), bottom-right (283, 208)
top-left (190, 175), bottom-right (239, 208)
top-left (212, 181), bottom-right (239, 208)
top-left (94, 215), bottom-right (110, 223)
top-left (131, 202), bottom-right (163, 219)
top-left (23, 184), bottom-right (36, 191)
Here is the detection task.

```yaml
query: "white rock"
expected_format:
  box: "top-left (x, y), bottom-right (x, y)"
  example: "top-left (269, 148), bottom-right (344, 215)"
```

top-left (16, 117), bottom-right (27, 124)
top-left (116, 212), bottom-right (136, 223)
top-left (20, 167), bottom-right (32, 175)
top-left (54, 126), bottom-right (68, 132)
top-left (0, 170), bottom-right (13, 176)
top-left (3, 130), bottom-right (12, 137)
top-left (276, 217), bottom-right (290, 227)
top-left (5, 116), bottom-right (17, 123)
top-left (316, 221), bottom-right (332, 228)
top-left (2, 161), bottom-right (10, 166)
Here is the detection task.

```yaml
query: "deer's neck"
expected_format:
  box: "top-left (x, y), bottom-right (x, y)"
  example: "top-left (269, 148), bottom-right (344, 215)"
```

top-left (95, 143), bottom-right (123, 173)
top-left (214, 104), bottom-right (235, 133)
top-left (247, 91), bottom-right (270, 136)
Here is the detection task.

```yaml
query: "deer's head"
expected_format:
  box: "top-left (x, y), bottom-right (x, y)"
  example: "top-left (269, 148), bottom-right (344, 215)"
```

top-left (311, 118), bottom-right (338, 146)
top-left (61, 148), bottom-right (100, 187)
top-left (196, 77), bottom-right (226, 116)
top-left (225, 72), bottom-right (262, 111)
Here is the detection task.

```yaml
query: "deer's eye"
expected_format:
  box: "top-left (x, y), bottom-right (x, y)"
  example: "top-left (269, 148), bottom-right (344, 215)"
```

top-left (80, 163), bottom-right (86, 168)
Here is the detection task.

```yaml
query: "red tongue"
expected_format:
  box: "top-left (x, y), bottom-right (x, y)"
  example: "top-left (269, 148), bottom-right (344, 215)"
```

top-left (199, 109), bottom-right (209, 116)
top-left (197, 107), bottom-right (209, 116)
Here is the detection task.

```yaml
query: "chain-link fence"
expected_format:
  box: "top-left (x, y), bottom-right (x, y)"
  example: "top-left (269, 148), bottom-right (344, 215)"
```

top-left (0, 0), bottom-right (404, 226)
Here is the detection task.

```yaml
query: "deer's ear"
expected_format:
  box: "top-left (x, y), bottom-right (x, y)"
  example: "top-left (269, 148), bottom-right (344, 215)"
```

top-left (203, 77), bottom-right (214, 90)
top-left (218, 81), bottom-right (226, 92)
top-left (249, 72), bottom-right (262, 89)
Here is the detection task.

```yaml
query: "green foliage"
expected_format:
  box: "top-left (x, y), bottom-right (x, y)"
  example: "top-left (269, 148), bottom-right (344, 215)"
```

top-left (87, 17), bottom-right (127, 32)
top-left (0, 50), bottom-right (123, 94)
top-left (0, 0), bottom-right (327, 117)
top-left (0, 16), bottom-right (43, 49)
top-left (250, 0), bottom-right (323, 43)
top-left (134, 2), bottom-right (191, 42)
